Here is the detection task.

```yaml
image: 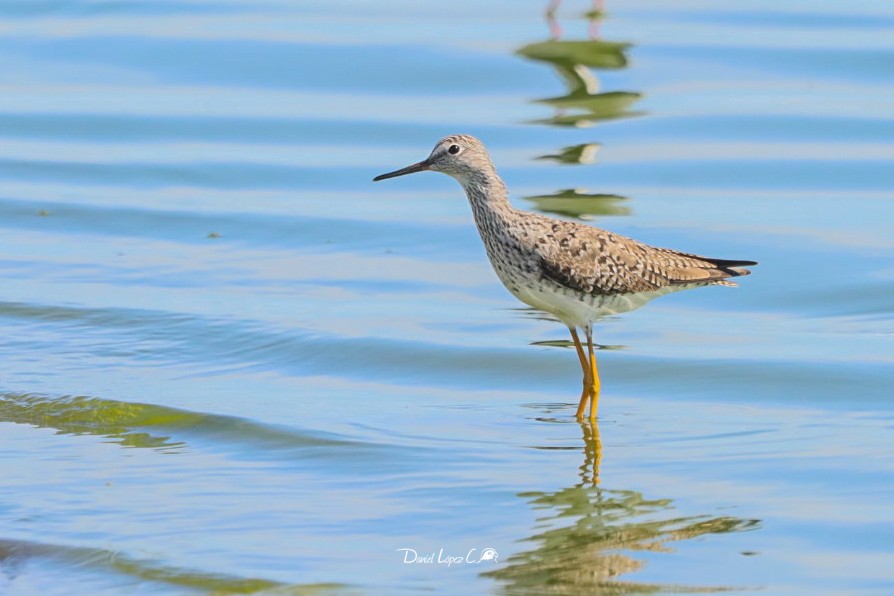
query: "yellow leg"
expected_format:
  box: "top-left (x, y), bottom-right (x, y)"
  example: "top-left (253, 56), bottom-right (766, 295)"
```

top-left (585, 327), bottom-right (600, 421)
top-left (569, 328), bottom-right (590, 420)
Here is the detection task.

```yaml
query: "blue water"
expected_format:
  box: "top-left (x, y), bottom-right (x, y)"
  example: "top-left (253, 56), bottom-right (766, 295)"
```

top-left (1, 1), bottom-right (893, 594)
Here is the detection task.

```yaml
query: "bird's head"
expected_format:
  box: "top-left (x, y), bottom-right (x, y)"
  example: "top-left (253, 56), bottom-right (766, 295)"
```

top-left (373, 134), bottom-right (494, 184)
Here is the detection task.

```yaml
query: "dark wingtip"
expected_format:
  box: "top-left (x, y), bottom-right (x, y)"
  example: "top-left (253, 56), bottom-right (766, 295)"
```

top-left (710, 258), bottom-right (758, 268)
top-left (702, 258), bottom-right (757, 281)
top-left (705, 258), bottom-right (758, 278)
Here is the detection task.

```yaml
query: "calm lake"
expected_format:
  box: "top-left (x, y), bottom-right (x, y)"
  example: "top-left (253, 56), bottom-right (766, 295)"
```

top-left (1, 0), bottom-right (893, 594)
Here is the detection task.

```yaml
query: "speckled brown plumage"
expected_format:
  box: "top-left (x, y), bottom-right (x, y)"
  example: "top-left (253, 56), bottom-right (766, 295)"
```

top-left (533, 221), bottom-right (755, 295)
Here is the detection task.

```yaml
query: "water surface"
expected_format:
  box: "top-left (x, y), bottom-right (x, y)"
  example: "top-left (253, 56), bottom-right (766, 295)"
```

top-left (1, 1), bottom-right (893, 594)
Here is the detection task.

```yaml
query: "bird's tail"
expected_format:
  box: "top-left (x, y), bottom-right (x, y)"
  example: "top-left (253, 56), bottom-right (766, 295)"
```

top-left (705, 258), bottom-right (757, 278)
top-left (665, 255), bottom-right (758, 287)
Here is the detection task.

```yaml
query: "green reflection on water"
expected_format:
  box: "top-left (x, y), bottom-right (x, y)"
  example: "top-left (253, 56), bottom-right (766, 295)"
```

top-left (518, 1), bottom-right (640, 229)
top-left (486, 422), bottom-right (760, 594)
top-left (0, 393), bottom-right (185, 450)
top-left (0, 392), bottom-right (362, 454)
top-left (517, 6), bottom-right (642, 131)
top-left (536, 143), bottom-right (601, 165)
top-left (524, 188), bottom-right (631, 219)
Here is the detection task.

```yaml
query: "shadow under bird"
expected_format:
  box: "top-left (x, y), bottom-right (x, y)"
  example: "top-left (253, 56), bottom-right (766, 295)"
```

top-left (373, 135), bottom-right (756, 421)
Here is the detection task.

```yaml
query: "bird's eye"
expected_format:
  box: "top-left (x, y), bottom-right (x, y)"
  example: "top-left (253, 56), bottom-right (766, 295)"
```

top-left (448, 144), bottom-right (461, 155)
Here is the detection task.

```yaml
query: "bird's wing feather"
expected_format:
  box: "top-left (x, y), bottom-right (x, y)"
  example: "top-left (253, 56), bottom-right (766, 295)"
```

top-left (532, 220), bottom-right (754, 295)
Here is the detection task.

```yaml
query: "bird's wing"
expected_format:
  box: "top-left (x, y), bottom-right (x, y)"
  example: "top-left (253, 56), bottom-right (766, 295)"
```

top-left (534, 221), bottom-right (755, 295)
top-left (648, 246), bottom-right (755, 285)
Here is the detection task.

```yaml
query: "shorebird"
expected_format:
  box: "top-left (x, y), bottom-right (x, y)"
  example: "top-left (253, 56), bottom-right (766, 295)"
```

top-left (373, 135), bottom-right (756, 421)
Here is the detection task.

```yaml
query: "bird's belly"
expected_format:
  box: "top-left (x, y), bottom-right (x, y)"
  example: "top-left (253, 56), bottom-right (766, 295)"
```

top-left (506, 279), bottom-right (681, 327)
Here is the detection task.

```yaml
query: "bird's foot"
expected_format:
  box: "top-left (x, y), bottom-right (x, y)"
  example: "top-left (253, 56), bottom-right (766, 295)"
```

top-left (575, 384), bottom-right (590, 420)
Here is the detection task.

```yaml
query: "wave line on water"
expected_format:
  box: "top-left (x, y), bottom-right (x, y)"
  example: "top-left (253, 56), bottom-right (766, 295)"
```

top-left (0, 536), bottom-right (349, 595)
top-left (0, 392), bottom-right (375, 455)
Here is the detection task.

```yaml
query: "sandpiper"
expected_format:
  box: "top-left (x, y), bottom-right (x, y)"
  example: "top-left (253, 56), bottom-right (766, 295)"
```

top-left (374, 135), bottom-right (756, 421)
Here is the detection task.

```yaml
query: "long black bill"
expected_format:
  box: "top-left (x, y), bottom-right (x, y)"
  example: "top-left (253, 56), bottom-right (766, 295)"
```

top-left (372, 160), bottom-right (430, 182)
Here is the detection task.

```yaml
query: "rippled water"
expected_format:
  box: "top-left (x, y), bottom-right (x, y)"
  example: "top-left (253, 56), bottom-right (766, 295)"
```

top-left (2, 1), bottom-right (893, 594)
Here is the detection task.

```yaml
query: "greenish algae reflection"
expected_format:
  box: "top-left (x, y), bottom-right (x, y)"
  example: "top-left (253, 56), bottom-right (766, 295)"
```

top-left (537, 143), bottom-right (601, 165)
top-left (0, 392), bottom-right (184, 450)
top-left (517, 3), bottom-right (642, 133)
top-left (0, 392), bottom-right (362, 453)
top-left (485, 421), bottom-right (761, 594)
top-left (519, 2), bottom-right (637, 220)
top-left (524, 189), bottom-right (631, 219)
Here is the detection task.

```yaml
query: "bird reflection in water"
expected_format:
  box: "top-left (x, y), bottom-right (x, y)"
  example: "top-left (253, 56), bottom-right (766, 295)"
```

top-left (485, 416), bottom-right (760, 593)
top-left (518, 0), bottom-right (642, 155)
top-left (518, 0), bottom-right (639, 219)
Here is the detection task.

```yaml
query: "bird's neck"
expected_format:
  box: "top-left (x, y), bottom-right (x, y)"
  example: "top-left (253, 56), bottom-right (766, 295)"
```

top-left (459, 170), bottom-right (515, 227)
